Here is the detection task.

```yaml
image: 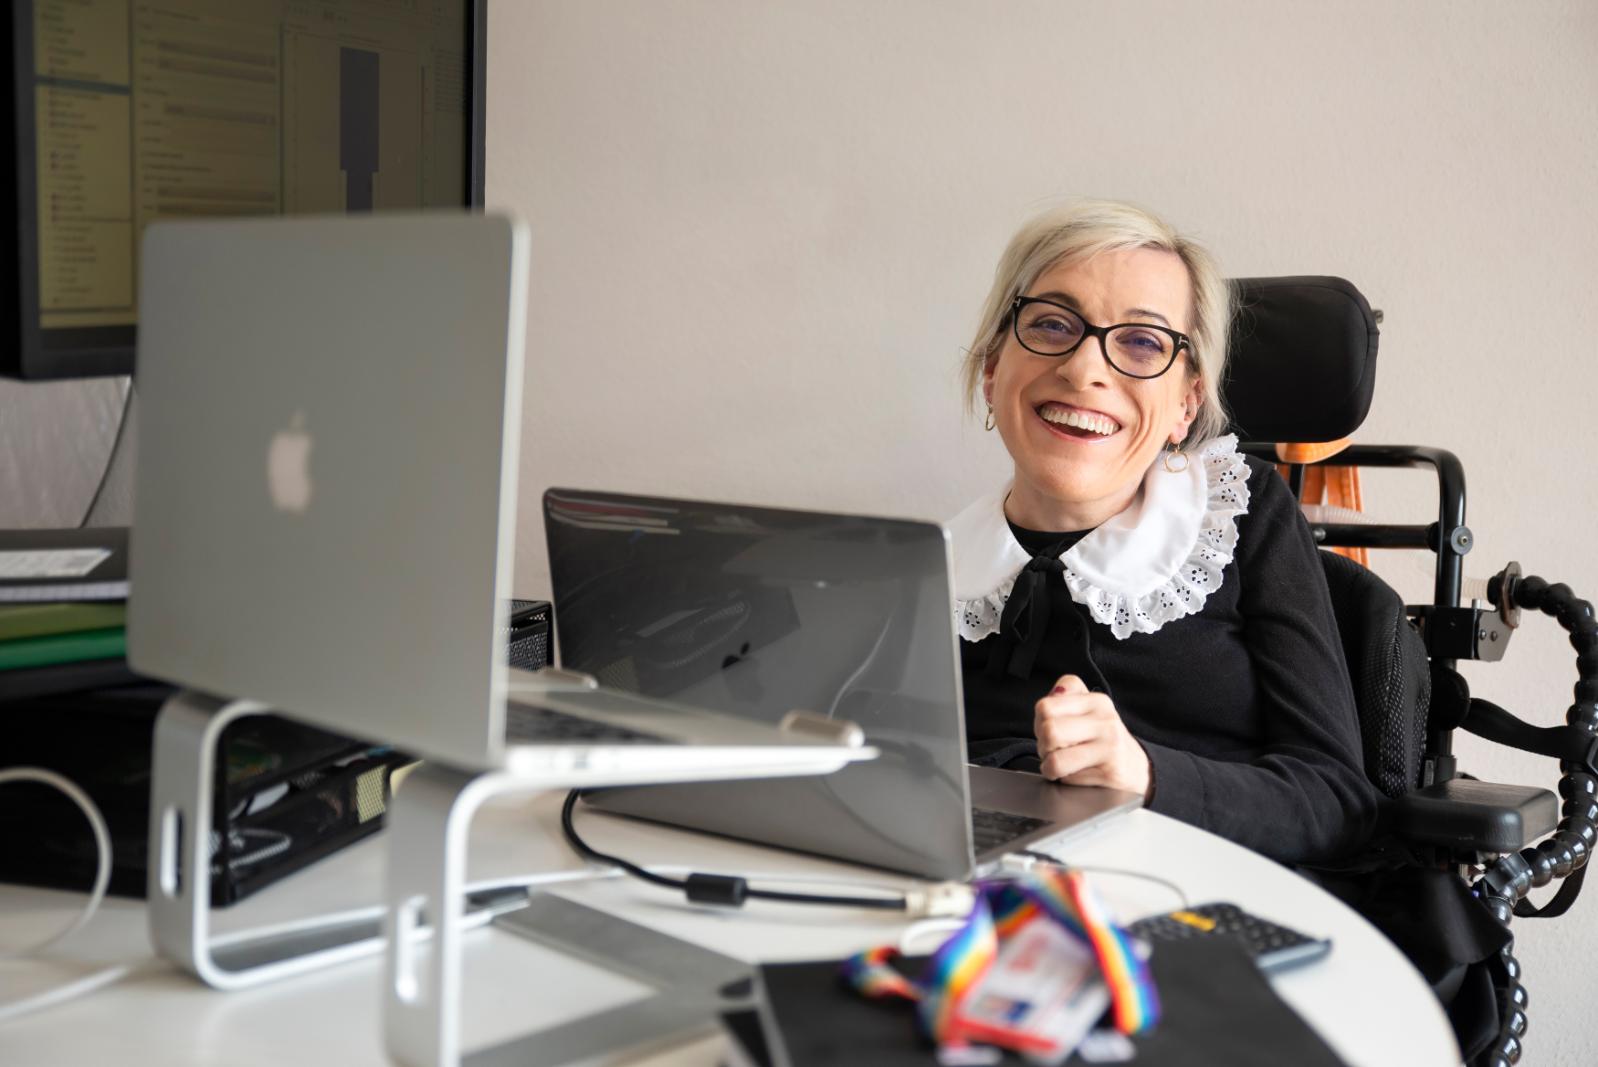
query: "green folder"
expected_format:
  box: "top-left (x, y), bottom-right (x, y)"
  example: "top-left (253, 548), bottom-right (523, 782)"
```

top-left (0, 627), bottom-right (127, 671)
top-left (0, 603), bottom-right (128, 643)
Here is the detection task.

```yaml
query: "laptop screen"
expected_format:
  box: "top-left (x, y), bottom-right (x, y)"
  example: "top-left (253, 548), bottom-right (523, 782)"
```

top-left (543, 488), bottom-right (975, 876)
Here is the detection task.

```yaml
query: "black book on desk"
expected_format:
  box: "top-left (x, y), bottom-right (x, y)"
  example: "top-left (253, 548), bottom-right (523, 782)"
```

top-left (0, 658), bottom-right (142, 702)
top-left (0, 527), bottom-right (129, 602)
top-left (736, 939), bottom-right (1348, 1067)
top-left (0, 529), bottom-right (131, 694)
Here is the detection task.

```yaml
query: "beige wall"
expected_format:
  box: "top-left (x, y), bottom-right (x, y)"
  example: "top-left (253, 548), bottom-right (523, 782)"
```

top-left (489, 2), bottom-right (1598, 1063)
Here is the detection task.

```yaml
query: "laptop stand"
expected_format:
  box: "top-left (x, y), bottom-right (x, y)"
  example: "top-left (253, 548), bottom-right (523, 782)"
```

top-left (464, 893), bottom-right (756, 1067)
top-left (146, 686), bottom-right (867, 1066)
top-left (383, 761), bottom-right (755, 1067)
top-left (147, 690), bottom-right (401, 989)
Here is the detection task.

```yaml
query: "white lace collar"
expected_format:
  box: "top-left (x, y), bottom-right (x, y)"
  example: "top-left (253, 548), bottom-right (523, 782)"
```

top-left (950, 434), bottom-right (1251, 641)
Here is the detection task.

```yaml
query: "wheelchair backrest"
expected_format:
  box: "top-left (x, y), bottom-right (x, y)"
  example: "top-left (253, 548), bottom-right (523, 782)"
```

top-left (1318, 549), bottom-right (1429, 799)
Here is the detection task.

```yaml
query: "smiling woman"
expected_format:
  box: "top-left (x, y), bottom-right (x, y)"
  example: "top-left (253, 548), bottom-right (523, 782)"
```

top-left (950, 199), bottom-right (1378, 868)
top-left (985, 246), bottom-right (1203, 532)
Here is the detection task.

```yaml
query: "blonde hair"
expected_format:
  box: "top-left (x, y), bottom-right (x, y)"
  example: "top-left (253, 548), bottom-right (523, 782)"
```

top-left (962, 199), bottom-right (1231, 446)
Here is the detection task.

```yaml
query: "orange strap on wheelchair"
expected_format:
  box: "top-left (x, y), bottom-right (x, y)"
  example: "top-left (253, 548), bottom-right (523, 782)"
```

top-left (1275, 439), bottom-right (1368, 567)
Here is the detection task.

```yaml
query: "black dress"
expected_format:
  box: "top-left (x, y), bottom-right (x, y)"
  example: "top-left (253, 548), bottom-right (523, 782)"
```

top-left (959, 456), bottom-right (1379, 867)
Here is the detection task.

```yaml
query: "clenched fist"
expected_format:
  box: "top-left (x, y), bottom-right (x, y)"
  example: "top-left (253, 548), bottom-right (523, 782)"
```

top-left (1033, 674), bottom-right (1152, 799)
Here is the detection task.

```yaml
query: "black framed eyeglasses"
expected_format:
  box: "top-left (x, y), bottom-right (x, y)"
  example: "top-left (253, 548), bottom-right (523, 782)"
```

top-left (1009, 296), bottom-right (1191, 380)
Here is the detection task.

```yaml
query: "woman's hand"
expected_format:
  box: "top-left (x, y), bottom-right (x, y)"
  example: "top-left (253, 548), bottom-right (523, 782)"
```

top-left (1033, 674), bottom-right (1152, 799)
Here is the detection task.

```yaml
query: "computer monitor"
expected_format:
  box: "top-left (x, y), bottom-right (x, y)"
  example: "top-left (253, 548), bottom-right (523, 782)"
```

top-left (1, 0), bottom-right (486, 380)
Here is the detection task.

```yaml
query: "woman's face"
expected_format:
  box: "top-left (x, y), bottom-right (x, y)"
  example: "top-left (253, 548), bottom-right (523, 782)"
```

top-left (983, 247), bottom-right (1203, 530)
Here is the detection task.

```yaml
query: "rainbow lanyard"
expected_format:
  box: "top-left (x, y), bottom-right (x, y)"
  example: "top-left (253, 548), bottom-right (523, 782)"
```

top-left (840, 866), bottom-right (1159, 1045)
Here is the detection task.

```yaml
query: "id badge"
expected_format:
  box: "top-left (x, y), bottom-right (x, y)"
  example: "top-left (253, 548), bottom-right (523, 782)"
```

top-left (951, 915), bottom-right (1110, 1063)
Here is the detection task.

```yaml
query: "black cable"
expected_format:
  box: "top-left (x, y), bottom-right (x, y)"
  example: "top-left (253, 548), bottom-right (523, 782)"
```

top-left (559, 789), bottom-right (908, 910)
top-left (559, 790), bottom-right (684, 891)
top-left (78, 380), bottom-right (134, 528)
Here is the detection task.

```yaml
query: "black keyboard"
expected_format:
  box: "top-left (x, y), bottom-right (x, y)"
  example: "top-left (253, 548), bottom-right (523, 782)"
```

top-left (505, 702), bottom-right (676, 745)
top-left (970, 806), bottom-right (1050, 854)
top-left (1128, 902), bottom-right (1332, 973)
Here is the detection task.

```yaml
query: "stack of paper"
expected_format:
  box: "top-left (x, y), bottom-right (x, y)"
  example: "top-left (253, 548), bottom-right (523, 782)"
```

top-left (0, 601), bottom-right (128, 671)
top-left (0, 528), bottom-right (130, 687)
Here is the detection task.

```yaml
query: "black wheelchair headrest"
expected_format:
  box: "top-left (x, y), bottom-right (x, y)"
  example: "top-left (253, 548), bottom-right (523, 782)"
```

top-left (1221, 276), bottom-right (1379, 443)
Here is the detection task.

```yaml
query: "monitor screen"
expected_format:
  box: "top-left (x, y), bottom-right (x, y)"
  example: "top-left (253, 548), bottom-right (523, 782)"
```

top-left (2, 0), bottom-right (486, 379)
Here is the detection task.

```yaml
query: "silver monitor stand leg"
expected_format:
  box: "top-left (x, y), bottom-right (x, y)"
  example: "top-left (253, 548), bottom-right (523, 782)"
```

top-left (385, 763), bottom-right (525, 1067)
top-left (384, 764), bottom-right (744, 1067)
top-left (147, 690), bottom-right (391, 989)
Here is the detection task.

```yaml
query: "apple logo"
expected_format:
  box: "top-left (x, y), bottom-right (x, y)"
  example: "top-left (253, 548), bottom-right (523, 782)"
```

top-left (267, 410), bottom-right (314, 513)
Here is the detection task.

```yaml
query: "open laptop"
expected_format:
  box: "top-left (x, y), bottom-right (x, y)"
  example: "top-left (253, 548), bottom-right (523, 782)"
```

top-left (544, 489), bottom-right (1141, 881)
top-left (127, 213), bottom-right (872, 782)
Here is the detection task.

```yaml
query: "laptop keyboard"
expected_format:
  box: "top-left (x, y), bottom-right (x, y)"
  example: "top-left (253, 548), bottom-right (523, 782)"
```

top-left (505, 702), bottom-right (678, 745)
top-left (970, 806), bottom-right (1050, 854)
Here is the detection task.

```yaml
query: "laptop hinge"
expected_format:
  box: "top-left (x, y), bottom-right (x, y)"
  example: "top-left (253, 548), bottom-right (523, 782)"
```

top-left (778, 710), bottom-right (865, 747)
top-left (515, 666), bottom-right (600, 692)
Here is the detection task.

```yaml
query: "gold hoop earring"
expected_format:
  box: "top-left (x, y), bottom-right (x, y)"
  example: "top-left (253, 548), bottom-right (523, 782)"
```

top-left (984, 406), bottom-right (996, 432)
top-left (1162, 444), bottom-right (1189, 474)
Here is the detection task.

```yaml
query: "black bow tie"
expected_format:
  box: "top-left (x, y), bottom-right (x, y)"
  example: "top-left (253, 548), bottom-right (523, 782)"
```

top-left (988, 551), bottom-right (1066, 680)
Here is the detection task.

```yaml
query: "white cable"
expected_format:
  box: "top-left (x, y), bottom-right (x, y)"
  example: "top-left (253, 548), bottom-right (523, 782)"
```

top-left (824, 616), bottom-right (894, 720)
top-left (898, 917), bottom-right (967, 955)
top-left (1003, 850), bottom-right (1190, 911)
top-left (0, 766), bottom-right (129, 1024)
top-left (0, 777), bottom-right (618, 1024)
top-left (0, 963), bottom-right (137, 1024)
top-left (0, 767), bottom-right (112, 960)
top-left (1069, 864), bottom-right (1190, 911)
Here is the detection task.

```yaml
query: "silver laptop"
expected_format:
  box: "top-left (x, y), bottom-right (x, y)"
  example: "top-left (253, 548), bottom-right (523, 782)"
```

top-left (128, 213), bottom-right (872, 781)
top-left (544, 489), bottom-right (1141, 880)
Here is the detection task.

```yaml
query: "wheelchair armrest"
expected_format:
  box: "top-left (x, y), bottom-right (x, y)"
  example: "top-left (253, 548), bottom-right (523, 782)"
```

top-left (1391, 779), bottom-right (1560, 854)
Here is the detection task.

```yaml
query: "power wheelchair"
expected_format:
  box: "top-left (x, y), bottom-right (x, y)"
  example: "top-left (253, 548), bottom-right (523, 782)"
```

top-left (1223, 277), bottom-right (1595, 1067)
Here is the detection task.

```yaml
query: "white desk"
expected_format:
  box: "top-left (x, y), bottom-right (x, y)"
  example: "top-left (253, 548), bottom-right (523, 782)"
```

top-left (0, 791), bottom-right (1459, 1067)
